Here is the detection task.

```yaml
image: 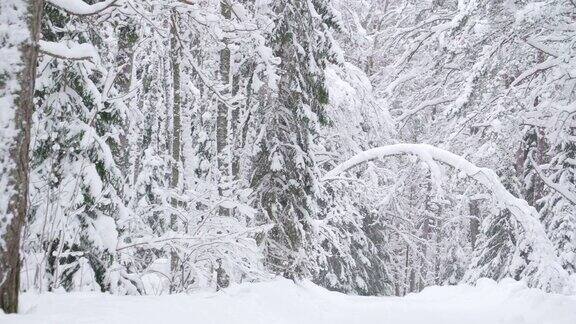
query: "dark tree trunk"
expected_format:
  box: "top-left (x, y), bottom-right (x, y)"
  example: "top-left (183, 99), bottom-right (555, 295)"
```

top-left (0, 0), bottom-right (43, 314)
top-left (469, 200), bottom-right (480, 250)
top-left (169, 10), bottom-right (182, 284)
top-left (217, 0), bottom-right (232, 217)
top-left (214, 0), bottom-right (233, 290)
top-left (169, 10), bottom-right (181, 223)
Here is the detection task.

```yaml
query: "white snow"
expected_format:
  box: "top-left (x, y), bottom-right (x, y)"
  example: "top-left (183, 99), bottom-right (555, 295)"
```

top-left (92, 215), bottom-right (119, 252)
top-left (45, 0), bottom-right (117, 16)
top-left (2, 278), bottom-right (576, 324)
top-left (39, 40), bottom-right (99, 62)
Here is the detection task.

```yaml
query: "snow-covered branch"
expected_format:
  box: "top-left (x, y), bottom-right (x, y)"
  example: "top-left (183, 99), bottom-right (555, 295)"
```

top-left (529, 154), bottom-right (576, 205)
top-left (46, 0), bottom-right (118, 17)
top-left (117, 224), bottom-right (272, 251)
top-left (39, 40), bottom-right (99, 62)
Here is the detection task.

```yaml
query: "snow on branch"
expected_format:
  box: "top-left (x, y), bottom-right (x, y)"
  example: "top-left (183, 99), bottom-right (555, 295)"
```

top-left (529, 154), bottom-right (576, 205)
top-left (323, 143), bottom-right (572, 293)
top-left (39, 40), bottom-right (99, 62)
top-left (396, 97), bottom-right (455, 122)
top-left (116, 224), bottom-right (272, 251)
top-left (511, 58), bottom-right (558, 87)
top-left (46, 0), bottom-right (118, 16)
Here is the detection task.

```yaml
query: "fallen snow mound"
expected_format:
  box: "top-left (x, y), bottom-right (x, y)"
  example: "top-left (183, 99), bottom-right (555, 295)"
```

top-left (3, 278), bottom-right (576, 324)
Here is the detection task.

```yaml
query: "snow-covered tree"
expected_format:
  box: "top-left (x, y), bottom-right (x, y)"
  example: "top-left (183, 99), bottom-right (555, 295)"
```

top-left (248, 0), bottom-right (341, 279)
top-left (25, 1), bottom-right (132, 293)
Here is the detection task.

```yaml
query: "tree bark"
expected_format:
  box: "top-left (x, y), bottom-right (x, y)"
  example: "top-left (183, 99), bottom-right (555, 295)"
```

top-left (169, 10), bottom-right (181, 285)
top-left (217, 0), bottom-right (232, 217)
top-left (169, 11), bottom-right (181, 220)
top-left (214, 0), bottom-right (233, 290)
top-left (0, 0), bottom-right (44, 314)
top-left (469, 199), bottom-right (480, 250)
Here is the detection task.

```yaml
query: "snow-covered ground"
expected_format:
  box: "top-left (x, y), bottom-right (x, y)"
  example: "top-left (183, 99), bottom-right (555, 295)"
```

top-left (2, 278), bottom-right (576, 324)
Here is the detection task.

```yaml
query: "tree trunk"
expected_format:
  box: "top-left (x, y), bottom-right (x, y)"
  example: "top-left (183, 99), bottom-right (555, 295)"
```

top-left (0, 0), bottom-right (43, 314)
top-left (217, 0), bottom-right (232, 217)
top-left (469, 200), bottom-right (480, 250)
top-left (215, 0), bottom-right (233, 290)
top-left (169, 10), bottom-right (181, 284)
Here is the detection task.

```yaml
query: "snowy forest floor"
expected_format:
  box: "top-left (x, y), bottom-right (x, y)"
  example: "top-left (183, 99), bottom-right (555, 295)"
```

top-left (2, 279), bottom-right (576, 324)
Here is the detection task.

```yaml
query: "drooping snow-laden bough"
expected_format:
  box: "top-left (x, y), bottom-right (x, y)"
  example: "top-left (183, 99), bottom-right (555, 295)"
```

top-left (323, 143), bottom-right (573, 293)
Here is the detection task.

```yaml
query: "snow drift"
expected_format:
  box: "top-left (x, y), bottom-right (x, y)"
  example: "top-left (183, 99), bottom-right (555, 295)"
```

top-left (2, 278), bottom-right (576, 324)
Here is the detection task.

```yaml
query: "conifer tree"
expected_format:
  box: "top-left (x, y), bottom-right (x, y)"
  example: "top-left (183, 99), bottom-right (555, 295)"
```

top-left (250, 0), bottom-right (338, 278)
top-left (27, 2), bottom-right (130, 293)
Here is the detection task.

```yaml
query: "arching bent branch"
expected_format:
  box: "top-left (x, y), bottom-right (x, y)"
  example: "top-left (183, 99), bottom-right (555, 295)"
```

top-left (323, 143), bottom-right (572, 293)
top-left (46, 0), bottom-right (118, 17)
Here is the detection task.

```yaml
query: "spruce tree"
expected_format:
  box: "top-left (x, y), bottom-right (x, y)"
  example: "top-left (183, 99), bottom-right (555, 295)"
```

top-left (249, 0), bottom-right (340, 279)
top-left (27, 2), bottom-right (128, 293)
